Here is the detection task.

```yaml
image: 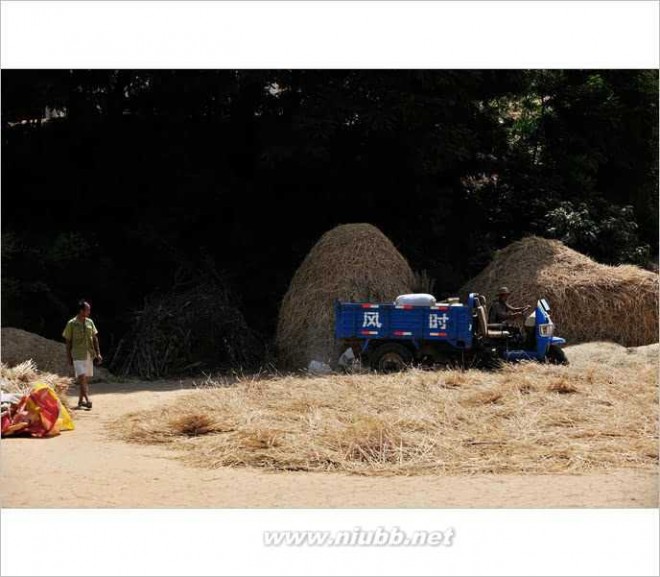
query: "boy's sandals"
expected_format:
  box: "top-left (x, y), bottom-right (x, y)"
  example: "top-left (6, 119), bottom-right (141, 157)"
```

top-left (76, 401), bottom-right (93, 410)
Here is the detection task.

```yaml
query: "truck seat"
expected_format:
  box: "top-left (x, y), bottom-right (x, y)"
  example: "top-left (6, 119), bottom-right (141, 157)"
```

top-left (476, 305), bottom-right (510, 338)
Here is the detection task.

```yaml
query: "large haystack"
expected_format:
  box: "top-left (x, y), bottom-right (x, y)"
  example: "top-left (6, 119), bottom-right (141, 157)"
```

top-left (460, 236), bottom-right (659, 346)
top-left (277, 223), bottom-right (415, 368)
top-left (1, 327), bottom-right (112, 381)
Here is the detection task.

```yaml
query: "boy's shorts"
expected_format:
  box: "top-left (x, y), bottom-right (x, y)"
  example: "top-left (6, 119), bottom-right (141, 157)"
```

top-left (73, 355), bottom-right (94, 378)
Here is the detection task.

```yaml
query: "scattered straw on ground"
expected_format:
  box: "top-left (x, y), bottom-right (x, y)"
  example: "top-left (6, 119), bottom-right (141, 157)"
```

top-left (276, 223), bottom-right (415, 369)
top-left (111, 342), bottom-right (658, 476)
top-left (460, 236), bottom-right (659, 347)
top-left (564, 341), bottom-right (659, 369)
top-left (1, 360), bottom-right (73, 407)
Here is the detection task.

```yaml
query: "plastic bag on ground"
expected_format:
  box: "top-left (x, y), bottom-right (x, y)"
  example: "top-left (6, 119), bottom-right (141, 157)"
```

top-left (308, 360), bottom-right (333, 375)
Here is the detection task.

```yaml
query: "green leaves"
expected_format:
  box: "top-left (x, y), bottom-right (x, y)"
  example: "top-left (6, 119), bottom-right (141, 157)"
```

top-left (546, 201), bottom-right (650, 265)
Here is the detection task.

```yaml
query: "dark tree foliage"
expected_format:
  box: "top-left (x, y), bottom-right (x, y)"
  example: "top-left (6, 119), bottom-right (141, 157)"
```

top-left (1, 70), bottom-right (657, 355)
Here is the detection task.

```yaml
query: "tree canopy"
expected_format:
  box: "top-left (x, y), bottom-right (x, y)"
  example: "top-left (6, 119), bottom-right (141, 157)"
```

top-left (2, 70), bottom-right (657, 355)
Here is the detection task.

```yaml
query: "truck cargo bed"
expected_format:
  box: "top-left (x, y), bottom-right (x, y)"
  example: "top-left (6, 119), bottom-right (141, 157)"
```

top-left (334, 300), bottom-right (473, 349)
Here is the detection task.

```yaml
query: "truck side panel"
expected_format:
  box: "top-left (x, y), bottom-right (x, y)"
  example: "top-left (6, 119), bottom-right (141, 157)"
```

top-left (335, 301), bottom-right (473, 349)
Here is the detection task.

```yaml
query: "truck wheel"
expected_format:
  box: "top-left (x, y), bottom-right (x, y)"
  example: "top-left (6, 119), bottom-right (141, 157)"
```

top-left (546, 345), bottom-right (569, 365)
top-left (369, 343), bottom-right (413, 373)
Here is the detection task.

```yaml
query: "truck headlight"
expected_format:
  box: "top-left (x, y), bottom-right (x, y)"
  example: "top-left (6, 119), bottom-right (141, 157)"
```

top-left (539, 323), bottom-right (554, 337)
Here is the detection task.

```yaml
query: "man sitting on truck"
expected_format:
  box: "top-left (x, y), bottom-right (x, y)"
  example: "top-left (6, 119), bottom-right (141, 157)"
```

top-left (488, 287), bottom-right (530, 325)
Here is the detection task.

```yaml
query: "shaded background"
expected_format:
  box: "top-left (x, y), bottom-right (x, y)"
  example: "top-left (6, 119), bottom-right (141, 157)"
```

top-left (1, 70), bottom-right (658, 360)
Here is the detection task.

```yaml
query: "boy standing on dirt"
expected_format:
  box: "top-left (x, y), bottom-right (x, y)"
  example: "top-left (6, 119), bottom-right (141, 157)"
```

top-left (63, 300), bottom-right (102, 410)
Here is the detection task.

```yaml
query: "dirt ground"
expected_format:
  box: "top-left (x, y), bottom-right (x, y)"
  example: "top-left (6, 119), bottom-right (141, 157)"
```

top-left (1, 379), bottom-right (657, 508)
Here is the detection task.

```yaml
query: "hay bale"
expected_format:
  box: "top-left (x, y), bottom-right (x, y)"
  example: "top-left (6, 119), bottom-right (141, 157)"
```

top-left (276, 223), bottom-right (415, 368)
top-left (460, 236), bottom-right (659, 347)
top-left (1, 327), bottom-right (113, 382)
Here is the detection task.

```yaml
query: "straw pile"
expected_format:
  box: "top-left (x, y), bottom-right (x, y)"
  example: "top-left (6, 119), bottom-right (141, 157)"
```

top-left (1, 360), bottom-right (72, 407)
top-left (276, 223), bottom-right (415, 368)
top-left (459, 236), bottom-right (659, 346)
top-left (110, 281), bottom-right (263, 379)
top-left (111, 341), bottom-right (658, 476)
top-left (1, 327), bottom-right (70, 376)
top-left (564, 341), bottom-right (659, 369)
top-left (1, 326), bottom-right (111, 382)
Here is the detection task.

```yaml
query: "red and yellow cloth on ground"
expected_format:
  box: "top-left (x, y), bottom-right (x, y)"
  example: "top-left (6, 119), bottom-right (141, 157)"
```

top-left (1, 383), bottom-right (74, 437)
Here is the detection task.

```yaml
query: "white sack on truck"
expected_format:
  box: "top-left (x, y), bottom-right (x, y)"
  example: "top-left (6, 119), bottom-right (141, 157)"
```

top-left (394, 293), bottom-right (436, 307)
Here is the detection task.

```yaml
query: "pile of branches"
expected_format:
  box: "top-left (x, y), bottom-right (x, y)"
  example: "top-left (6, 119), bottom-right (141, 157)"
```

top-left (111, 280), bottom-right (263, 379)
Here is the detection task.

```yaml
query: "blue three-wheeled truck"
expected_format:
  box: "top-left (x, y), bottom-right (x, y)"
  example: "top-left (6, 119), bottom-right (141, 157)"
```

top-left (334, 293), bottom-right (568, 371)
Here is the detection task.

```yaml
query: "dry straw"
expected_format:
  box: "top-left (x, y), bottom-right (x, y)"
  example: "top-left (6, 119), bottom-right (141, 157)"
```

top-left (1, 327), bottom-right (71, 376)
top-left (460, 236), bottom-right (659, 347)
top-left (1, 360), bottom-right (72, 408)
top-left (111, 342), bottom-right (658, 476)
top-left (276, 223), bottom-right (415, 369)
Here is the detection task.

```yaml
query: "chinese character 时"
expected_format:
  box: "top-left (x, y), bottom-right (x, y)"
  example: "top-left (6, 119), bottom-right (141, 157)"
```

top-left (429, 313), bottom-right (449, 330)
